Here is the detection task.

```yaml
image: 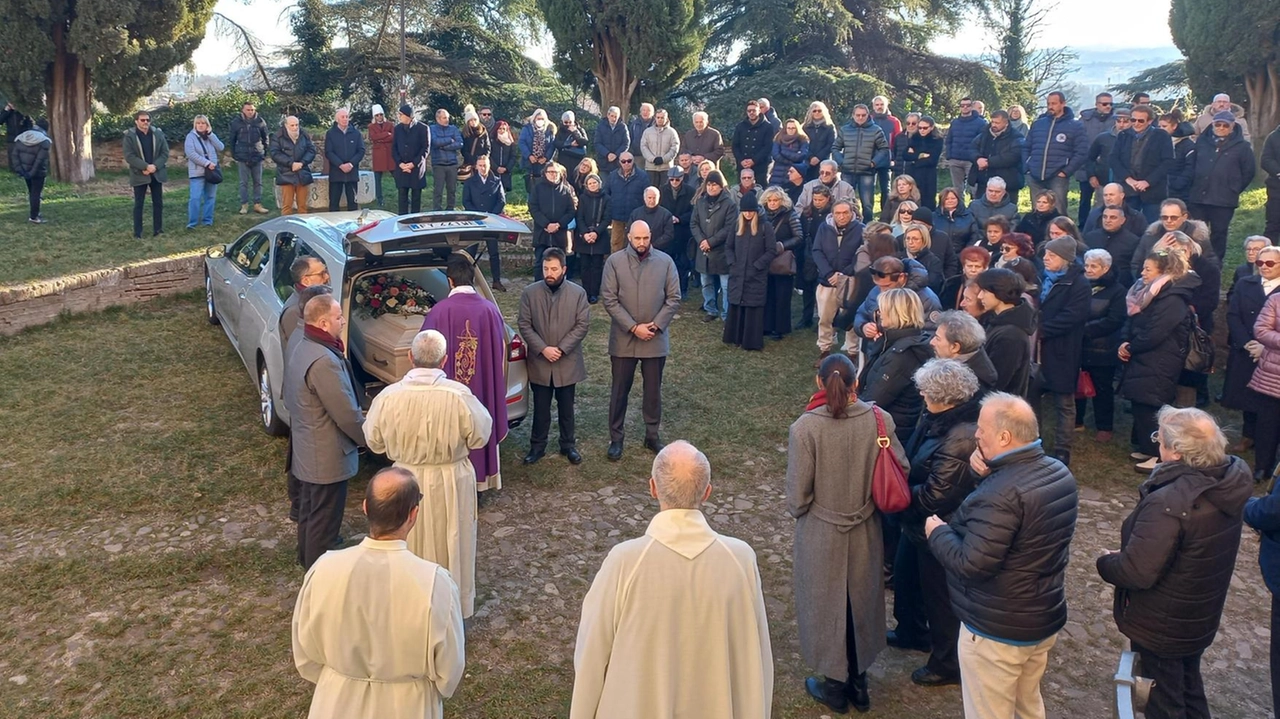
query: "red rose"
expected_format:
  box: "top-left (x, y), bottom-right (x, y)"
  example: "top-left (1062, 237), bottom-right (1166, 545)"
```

top-left (388, 287), bottom-right (400, 296)
top-left (405, 299), bottom-right (417, 307)
top-left (400, 283), bottom-right (409, 291)
top-left (370, 298), bottom-right (382, 308)
top-left (370, 285), bottom-right (383, 294)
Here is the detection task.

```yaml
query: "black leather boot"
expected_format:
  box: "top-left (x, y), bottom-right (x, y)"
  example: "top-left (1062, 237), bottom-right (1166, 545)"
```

top-left (846, 672), bottom-right (870, 713)
top-left (804, 676), bottom-right (849, 714)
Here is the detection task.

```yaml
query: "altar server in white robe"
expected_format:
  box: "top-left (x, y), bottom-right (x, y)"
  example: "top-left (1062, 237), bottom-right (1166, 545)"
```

top-left (570, 440), bottom-right (774, 719)
top-left (293, 467), bottom-right (466, 719)
top-left (364, 329), bottom-right (493, 618)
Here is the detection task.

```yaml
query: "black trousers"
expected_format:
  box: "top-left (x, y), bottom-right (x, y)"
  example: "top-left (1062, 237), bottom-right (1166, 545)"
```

top-left (1131, 641), bottom-right (1210, 719)
top-left (1244, 410), bottom-right (1257, 441)
top-left (1266, 183), bottom-right (1280, 243)
top-left (1132, 402), bottom-right (1161, 456)
top-left (287, 471), bottom-right (301, 522)
top-left (916, 168), bottom-right (938, 210)
top-left (1256, 393), bottom-right (1280, 479)
top-left (25, 176), bottom-right (44, 219)
top-left (486, 238), bottom-right (503, 283)
top-left (1075, 364), bottom-right (1117, 432)
top-left (892, 538), bottom-right (930, 644)
top-left (296, 479), bottom-right (347, 570)
top-left (328, 180), bottom-right (357, 211)
top-left (1188, 203), bottom-right (1235, 264)
top-left (398, 187), bottom-right (422, 214)
top-left (800, 276), bottom-right (817, 325)
top-left (764, 274), bottom-right (794, 335)
top-left (918, 543), bottom-right (960, 676)
top-left (530, 383), bottom-right (576, 453)
top-left (132, 178), bottom-right (163, 237)
top-left (608, 355), bottom-right (665, 443)
top-left (843, 594), bottom-right (862, 683)
top-left (1077, 179), bottom-right (1095, 227)
top-left (579, 254), bottom-right (605, 300)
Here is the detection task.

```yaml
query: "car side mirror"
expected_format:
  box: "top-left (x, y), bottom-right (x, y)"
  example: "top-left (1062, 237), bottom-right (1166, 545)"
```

top-left (206, 244), bottom-right (226, 259)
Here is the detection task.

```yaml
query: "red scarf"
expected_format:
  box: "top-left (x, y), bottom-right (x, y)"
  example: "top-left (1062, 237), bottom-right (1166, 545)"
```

top-left (304, 324), bottom-right (345, 354)
top-left (806, 391), bottom-right (828, 411)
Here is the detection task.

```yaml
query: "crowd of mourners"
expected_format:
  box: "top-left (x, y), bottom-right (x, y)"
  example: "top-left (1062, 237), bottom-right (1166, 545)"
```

top-left (11, 89), bottom-right (1280, 719)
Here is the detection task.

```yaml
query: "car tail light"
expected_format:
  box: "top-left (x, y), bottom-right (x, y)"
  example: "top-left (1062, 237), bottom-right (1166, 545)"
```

top-left (508, 333), bottom-right (527, 362)
top-left (353, 219), bottom-right (381, 235)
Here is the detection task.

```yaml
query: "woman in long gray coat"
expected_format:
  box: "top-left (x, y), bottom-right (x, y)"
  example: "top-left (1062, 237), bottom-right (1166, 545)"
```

top-left (787, 353), bottom-right (908, 714)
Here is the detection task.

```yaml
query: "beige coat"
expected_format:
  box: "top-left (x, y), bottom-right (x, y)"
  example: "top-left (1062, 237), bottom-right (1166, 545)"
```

top-left (364, 368), bottom-right (492, 618)
top-left (292, 538), bottom-right (466, 719)
top-left (570, 509), bottom-right (774, 719)
top-left (787, 401), bottom-right (907, 679)
top-left (640, 124), bottom-right (681, 172)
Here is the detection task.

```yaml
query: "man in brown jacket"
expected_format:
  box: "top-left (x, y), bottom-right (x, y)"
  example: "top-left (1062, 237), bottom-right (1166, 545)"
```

top-left (681, 111), bottom-right (724, 167)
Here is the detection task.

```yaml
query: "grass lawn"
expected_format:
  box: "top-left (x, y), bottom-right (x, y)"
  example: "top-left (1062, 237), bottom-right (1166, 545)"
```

top-left (0, 168), bottom-right (532, 287)
top-left (0, 276), bottom-right (1275, 717)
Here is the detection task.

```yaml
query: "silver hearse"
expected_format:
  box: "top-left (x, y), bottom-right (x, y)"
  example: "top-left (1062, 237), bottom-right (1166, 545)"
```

top-left (204, 210), bottom-right (530, 435)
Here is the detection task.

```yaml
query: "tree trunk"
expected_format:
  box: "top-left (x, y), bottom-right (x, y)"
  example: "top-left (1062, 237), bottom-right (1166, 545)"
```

top-left (47, 23), bottom-right (95, 184)
top-left (592, 31), bottom-right (638, 113)
top-left (1244, 63), bottom-right (1280, 166)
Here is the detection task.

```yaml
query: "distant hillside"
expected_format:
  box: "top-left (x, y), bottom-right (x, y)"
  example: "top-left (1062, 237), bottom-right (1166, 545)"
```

top-left (1070, 46), bottom-right (1183, 87)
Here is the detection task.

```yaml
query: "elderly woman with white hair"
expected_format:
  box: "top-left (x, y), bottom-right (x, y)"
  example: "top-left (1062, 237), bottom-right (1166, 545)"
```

top-left (890, 358), bottom-right (982, 687)
top-left (518, 108), bottom-right (556, 193)
top-left (184, 114), bottom-right (224, 229)
top-left (1224, 244), bottom-right (1280, 461)
top-left (1076, 248), bottom-right (1127, 442)
top-left (555, 110), bottom-right (589, 185)
top-left (1097, 406), bottom-right (1251, 719)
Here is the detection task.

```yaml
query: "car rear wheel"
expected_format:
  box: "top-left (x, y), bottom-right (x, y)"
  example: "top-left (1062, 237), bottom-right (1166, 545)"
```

top-left (259, 360), bottom-right (289, 437)
top-left (205, 271), bottom-right (220, 325)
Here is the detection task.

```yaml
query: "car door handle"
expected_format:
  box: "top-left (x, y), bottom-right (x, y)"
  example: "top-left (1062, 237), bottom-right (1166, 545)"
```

top-left (223, 278), bottom-right (232, 285)
top-left (238, 292), bottom-right (247, 300)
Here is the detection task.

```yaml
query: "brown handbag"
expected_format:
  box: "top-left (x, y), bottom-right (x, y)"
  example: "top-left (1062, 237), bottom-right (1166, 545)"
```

top-left (871, 405), bottom-right (911, 513)
top-left (768, 215), bottom-right (796, 275)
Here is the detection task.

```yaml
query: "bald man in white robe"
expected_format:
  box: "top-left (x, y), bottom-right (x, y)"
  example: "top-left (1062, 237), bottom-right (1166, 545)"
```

top-left (364, 330), bottom-right (492, 618)
top-left (293, 467), bottom-right (466, 719)
top-left (570, 441), bottom-right (774, 719)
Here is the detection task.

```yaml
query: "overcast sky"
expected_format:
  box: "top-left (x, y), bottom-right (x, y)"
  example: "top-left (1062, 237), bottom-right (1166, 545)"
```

top-left (193, 0), bottom-right (1175, 77)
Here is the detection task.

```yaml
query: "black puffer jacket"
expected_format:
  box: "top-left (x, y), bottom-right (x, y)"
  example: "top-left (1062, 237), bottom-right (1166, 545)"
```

top-left (1120, 275), bottom-right (1197, 407)
top-left (528, 178), bottom-right (577, 250)
top-left (861, 328), bottom-right (933, 443)
top-left (929, 441), bottom-right (1078, 643)
top-left (12, 129), bottom-right (50, 179)
top-left (725, 220), bottom-right (777, 307)
top-left (1081, 270), bottom-right (1127, 367)
top-left (1167, 122), bottom-right (1196, 201)
top-left (983, 300), bottom-right (1037, 396)
top-left (799, 205), bottom-right (832, 283)
top-left (1189, 124), bottom-right (1256, 208)
top-left (1038, 263), bottom-right (1092, 394)
top-left (1096, 457), bottom-right (1252, 657)
top-left (900, 397), bottom-right (981, 545)
top-left (963, 349), bottom-right (999, 391)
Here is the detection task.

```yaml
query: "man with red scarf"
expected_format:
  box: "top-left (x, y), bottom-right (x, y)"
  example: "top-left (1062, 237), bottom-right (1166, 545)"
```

top-left (284, 294), bottom-right (366, 569)
top-left (421, 254), bottom-right (509, 492)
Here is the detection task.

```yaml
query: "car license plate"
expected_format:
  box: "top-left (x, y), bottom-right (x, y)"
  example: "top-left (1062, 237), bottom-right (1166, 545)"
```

top-left (407, 220), bottom-right (485, 231)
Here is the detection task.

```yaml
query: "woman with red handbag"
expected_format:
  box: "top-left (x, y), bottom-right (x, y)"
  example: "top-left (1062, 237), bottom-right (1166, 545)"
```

top-left (787, 353), bottom-right (909, 714)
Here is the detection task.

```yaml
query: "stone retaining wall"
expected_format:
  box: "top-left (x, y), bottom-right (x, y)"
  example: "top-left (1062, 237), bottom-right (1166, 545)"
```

top-left (0, 252), bottom-right (205, 336)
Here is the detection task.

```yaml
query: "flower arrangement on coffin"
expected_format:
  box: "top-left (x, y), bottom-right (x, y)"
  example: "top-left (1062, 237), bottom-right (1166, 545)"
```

top-left (352, 274), bottom-right (437, 318)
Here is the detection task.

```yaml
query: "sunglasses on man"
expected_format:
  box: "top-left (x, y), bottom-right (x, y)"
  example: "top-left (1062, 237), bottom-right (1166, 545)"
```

top-left (1257, 259), bottom-right (1280, 269)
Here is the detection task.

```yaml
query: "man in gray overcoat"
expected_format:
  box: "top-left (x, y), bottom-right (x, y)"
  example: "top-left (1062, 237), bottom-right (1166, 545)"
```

top-left (517, 247), bottom-right (590, 465)
top-left (787, 353), bottom-right (909, 713)
top-left (601, 220), bottom-right (682, 461)
top-left (284, 294), bottom-right (366, 570)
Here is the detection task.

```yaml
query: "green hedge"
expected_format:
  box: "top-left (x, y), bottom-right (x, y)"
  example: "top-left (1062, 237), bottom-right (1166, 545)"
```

top-left (92, 87), bottom-right (283, 144)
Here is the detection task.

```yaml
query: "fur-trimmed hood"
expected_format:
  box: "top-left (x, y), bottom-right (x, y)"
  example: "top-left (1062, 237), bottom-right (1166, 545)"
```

top-left (1144, 218), bottom-right (1209, 245)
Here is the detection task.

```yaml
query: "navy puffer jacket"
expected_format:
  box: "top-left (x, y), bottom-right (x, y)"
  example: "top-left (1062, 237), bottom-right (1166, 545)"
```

top-left (1023, 107), bottom-right (1088, 182)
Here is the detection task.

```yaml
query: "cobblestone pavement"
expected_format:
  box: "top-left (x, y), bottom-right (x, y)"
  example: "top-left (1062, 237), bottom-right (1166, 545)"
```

top-left (1, 475), bottom-right (1273, 718)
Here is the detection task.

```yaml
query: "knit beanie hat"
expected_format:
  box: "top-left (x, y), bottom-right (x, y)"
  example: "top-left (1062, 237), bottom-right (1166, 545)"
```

top-left (739, 193), bottom-right (759, 213)
top-left (1045, 235), bottom-right (1077, 263)
top-left (705, 171), bottom-right (725, 187)
top-left (371, 104), bottom-right (385, 117)
top-left (399, 103), bottom-right (414, 119)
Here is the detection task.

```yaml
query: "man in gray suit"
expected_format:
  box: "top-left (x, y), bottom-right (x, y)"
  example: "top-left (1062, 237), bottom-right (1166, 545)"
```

top-left (601, 220), bottom-right (682, 461)
top-left (517, 247), bottom-right (590, 466)
top-left (284, 294), bottom-right (366, 569)
top-left (281, 284), bottom-right (334, 522)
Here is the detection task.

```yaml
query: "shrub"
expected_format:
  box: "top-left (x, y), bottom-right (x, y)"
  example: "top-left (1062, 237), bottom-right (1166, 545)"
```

top-left (92, 87), bottom-right (283, 145)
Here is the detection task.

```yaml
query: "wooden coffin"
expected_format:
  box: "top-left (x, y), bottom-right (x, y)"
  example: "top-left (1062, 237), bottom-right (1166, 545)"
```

top-left (349, 312), bottom-right (425, 385)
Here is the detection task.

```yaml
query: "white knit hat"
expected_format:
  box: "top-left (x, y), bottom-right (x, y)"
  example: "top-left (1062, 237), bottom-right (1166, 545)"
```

top-left (371, 104), bottom-right (385, 117)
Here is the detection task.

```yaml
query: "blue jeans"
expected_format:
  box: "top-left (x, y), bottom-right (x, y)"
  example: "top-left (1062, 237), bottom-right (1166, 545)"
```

top-left (842, 172), bottom-right (877, 221)
top-left (188, 176), bottom-right (217, 227)
top-left (237, 161), bottom-right (263, 205)
top-left (701, 273), bottom-right (728, 319)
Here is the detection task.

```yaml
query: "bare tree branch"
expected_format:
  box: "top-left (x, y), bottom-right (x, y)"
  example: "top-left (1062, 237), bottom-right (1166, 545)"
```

top-left (212, 12), bottom-right (277, 92)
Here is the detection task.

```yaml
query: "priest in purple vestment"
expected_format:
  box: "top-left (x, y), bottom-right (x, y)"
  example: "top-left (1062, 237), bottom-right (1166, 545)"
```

top-left (422, 254), bottom-right (510, 491)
